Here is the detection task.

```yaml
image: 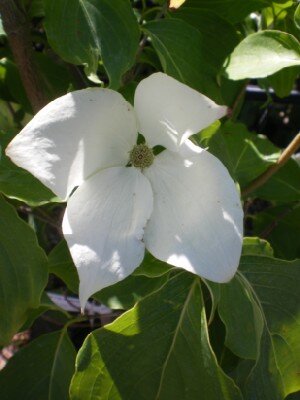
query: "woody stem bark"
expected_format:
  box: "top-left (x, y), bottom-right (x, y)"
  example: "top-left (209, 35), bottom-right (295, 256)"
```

top-left (0, 0), bottom-right (47, 112)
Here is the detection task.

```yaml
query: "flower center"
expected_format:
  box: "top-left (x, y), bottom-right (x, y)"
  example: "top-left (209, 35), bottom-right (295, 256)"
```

top-left (129, 144), bottom-right (154, 169)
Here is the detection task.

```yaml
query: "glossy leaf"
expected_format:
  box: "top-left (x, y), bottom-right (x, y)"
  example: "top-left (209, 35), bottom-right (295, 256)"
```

top-left (169, 9), bottom-right (239, 71)
top-left (240, 257), bottom-right (300, 397)
top-left (0, 330), bottom-right (76, 400)
top-left (144, 19), bottom-right (224, 103)
top-left (267, 66), bottom-right (300, 98)
top-left (172, 0), bottom-right (268, 23)
top-left (44, 0), bottom-right (140, 88)
top-left (70, 273), bottom-right (243, 400)
top-left (226, 31), bottom-right (300, 80)
top-left (0, 195), bottom-right (48, 344)
top-left (208, 256), bottom-right (300, 398)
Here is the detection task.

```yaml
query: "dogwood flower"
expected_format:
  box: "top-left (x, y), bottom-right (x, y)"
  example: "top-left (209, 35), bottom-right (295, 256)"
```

top-left (6, 73), bottom-right (243, 307)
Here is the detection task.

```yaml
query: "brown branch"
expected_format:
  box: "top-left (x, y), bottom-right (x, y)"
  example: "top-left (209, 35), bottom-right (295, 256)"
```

top-left (0, 0), bottom-right (48, 112)
top-left (242, 133), bottom-right (300, 197)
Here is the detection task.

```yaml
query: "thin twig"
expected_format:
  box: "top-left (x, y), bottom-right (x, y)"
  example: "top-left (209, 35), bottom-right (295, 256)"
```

top-left (0, 0), bottom-right (48, 112)
top-left (242, 133), bottom-right (300, 197)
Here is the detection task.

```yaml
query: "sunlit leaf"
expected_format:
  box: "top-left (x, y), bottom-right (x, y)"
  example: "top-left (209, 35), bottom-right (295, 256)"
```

top-left (44, 0), bottom-right (140, 88)
top-left (70, 273), bottom-right (243, 400)
top-left (225, 31), bottom-right (300, 80)
top-left (242, 237), bottom-right (274, 257)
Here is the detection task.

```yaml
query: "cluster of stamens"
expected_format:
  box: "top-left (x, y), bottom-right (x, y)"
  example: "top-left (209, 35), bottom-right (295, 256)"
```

top-left (129, 144), bottom-right (154, 169)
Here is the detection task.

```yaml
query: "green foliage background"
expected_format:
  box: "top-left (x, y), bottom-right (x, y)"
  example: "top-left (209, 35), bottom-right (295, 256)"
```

top-left (0, 0), bottom-right (300, 399)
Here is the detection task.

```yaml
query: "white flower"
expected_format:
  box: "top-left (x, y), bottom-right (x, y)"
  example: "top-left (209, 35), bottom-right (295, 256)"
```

top-left (6, 73), bottom-right (243, 307)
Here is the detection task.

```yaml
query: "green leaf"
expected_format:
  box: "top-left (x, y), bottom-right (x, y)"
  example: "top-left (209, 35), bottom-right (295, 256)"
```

top-left (0, 195), bottom-right (48, 344)
top-left (119, 81), bottom-right (138, 105)
top-left (94, 273), bottom-right (169, 310)
top-left (0, 53), bottom-right (74, 112)
top-left (253, 204), bottom-right (300, 260)
top-left (0, 59), bottom-right (32, 112)
top-left (218, 274), bottom-right (264, 360)
top-left (267, 66), bottom-right (300, 98)
top-left (234, 257), bottom-right (300, 398)
top-left (49, 241), bottom-right (169, 309)
top-left (44, 0), bottom-right (140, 88)
top-left (137, 47), bottom-right (162, 70)
top-left (49, 240), bottom-right (79, 293)
top-left (242, 237), bottom-right (274, 257)
top-left (174, 0), bottom-right (268, 23)
top-left (133, 251), bottom-right (171, 277)
top-left (198, 121), bottom-right (279, 187)
top-left (253, 159), bottom-right (300, 202)
top-left (0, 100), bottom-right (22, 131)
top-left (0, 330), bottom-right (76, 400)
top-left (245, 327), bottom-right (286, 400)
top-left (70, 273), bottom-right (243, 400)
top-left (144, 19), bottom-right (224, 103)
top-left (295, 3), bottom-right (300, 30)
top-left (34, 52), bottom-right (79, 100)
top-left (169, 9), bottom-right (239, 71)
top-left (226, 31), bottom-right (300, 80)
top-left (261, 1), bottom-right (294, 30)
top-left (0, 131), bottom-right (57, 206)
top-left (21, 291), bottom-right (70, 331)
top-left (199, 122), bottom-right (300, 202)
top-left (28, 0), bottom-right (45, 18)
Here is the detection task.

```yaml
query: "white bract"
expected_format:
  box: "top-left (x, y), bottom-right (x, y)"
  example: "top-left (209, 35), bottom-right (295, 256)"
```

top-left (6, 73), bottom-right (243, 308)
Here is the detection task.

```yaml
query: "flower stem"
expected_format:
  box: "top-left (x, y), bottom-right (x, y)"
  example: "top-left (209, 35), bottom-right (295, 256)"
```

top-left (242, 133), bottom-right (300, 197)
